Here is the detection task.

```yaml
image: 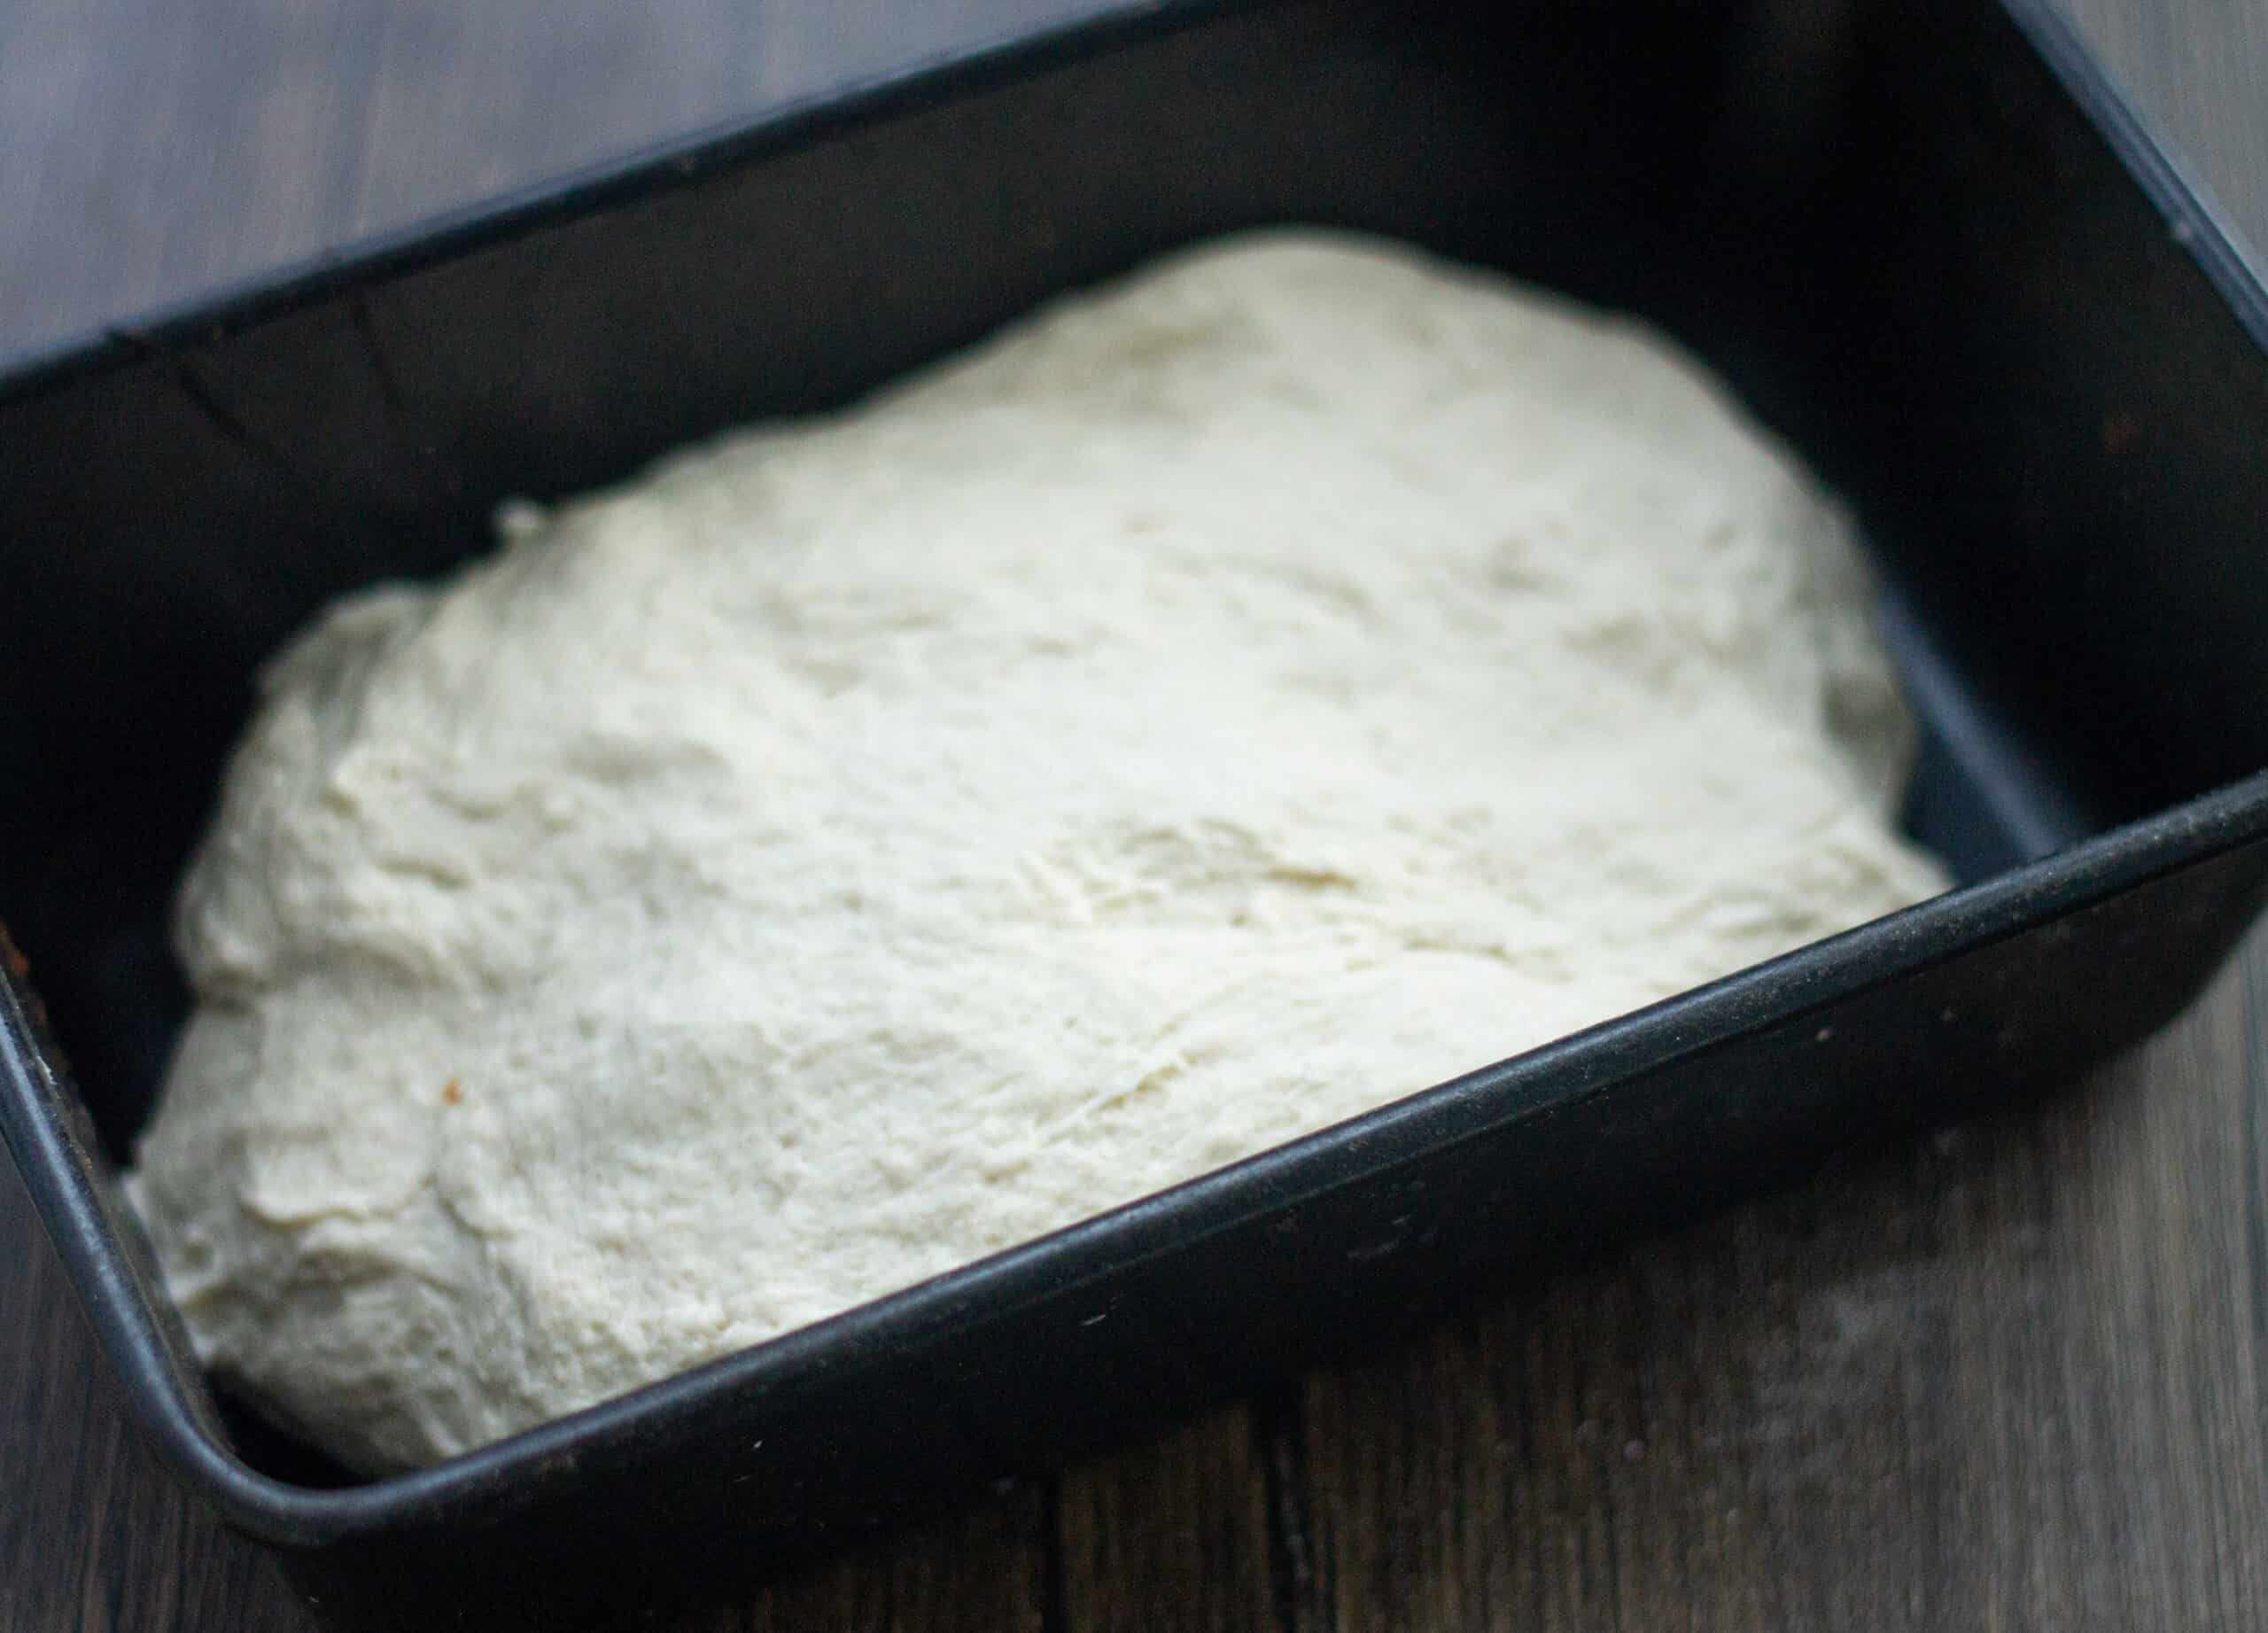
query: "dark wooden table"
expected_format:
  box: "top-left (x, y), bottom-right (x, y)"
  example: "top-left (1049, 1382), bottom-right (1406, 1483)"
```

top-left (5, 3), bottom-right (2268, 1627)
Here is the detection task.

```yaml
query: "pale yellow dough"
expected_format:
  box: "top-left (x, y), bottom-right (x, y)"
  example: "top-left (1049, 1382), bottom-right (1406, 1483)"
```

top-left (126, 230), bottom-right (1948, 1472)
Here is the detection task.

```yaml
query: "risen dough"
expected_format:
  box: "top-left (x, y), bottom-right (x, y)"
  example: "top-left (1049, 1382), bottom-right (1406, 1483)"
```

top-left (126, 230), bottom-right (1946, 1472)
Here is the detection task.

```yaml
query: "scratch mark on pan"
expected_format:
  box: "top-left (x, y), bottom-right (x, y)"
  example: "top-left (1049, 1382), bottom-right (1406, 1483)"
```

top-left (107, 321), bottom-right (414, 574)
top-left (167, 360), bottom-right (411, 595)
top-left (162, 363), bottom-right (384, 605)
top-left (348, 291), bottom-right (474, 565)
top-left (104, 323), bottom-right (374, 627)
top-left (347, 292), bottom-right (412, 422)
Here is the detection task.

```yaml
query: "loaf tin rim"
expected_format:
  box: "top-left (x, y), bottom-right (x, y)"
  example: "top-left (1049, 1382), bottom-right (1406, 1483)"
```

top-left (2, 0), bottom-right (2265, 1555)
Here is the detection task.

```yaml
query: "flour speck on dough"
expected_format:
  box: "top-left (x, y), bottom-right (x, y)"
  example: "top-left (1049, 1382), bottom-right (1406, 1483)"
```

top-left (125, 230), bottom-right (1948, 1472)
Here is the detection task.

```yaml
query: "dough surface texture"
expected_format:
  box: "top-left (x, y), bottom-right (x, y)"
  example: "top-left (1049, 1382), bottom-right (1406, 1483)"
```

top-left (127, 231), bottom-right (1948, 1472)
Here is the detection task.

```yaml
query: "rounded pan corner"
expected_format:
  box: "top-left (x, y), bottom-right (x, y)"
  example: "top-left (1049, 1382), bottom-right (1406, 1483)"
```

top-left (1991, 0), bottom-right (2268, 352)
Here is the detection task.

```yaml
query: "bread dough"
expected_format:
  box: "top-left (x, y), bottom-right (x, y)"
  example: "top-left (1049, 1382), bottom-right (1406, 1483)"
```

top-left (124, 230), bottom-right (1947, 1472)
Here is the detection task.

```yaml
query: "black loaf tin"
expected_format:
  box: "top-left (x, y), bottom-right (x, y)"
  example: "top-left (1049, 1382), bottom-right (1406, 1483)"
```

top-left (5, 0), bottom-right (2268, 1625)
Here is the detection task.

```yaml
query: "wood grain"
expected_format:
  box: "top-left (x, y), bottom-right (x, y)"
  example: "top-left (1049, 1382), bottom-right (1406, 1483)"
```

top-left (3, 1), bottom-right (2265, 1628)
